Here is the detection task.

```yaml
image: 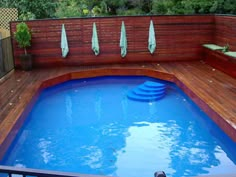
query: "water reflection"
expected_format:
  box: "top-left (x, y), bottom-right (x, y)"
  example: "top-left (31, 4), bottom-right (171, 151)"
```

top-left (95, 90), bottom-right (102, 120)
top-left (38, 138), bottom-right (54, 164)
top-left (121, 97), bottom-right (128, 120)
top-left (65, 94), bottom-right (73, 124)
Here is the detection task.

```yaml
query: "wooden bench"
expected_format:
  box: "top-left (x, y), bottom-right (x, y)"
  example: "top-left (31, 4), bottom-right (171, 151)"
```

top-left (202, 44), bottom-right (236, 78)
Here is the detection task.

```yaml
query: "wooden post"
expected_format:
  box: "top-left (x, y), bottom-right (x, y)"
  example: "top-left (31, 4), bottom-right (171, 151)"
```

top-left (0, 33), bottom-right (5, 73)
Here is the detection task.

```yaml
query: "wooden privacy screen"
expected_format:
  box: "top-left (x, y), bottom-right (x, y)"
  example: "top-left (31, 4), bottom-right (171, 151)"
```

top-left (10, 15), bottom-right (215, 67)
top-left (214, 15), bottom-right (236, 51)
top-left (202, 15), bottom-right (236, 78)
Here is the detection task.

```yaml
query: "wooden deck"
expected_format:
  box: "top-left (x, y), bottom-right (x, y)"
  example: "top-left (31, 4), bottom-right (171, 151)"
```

top-left (0, 61), bottom-right (236, 158)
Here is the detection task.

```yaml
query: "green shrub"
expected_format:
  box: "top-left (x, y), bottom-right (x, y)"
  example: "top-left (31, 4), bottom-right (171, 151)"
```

top-left (14, 22), bottom-right (31, 55)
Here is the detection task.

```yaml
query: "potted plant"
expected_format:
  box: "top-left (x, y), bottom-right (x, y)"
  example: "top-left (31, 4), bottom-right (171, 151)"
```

top-left (14, 22), bottom-right (32, 70)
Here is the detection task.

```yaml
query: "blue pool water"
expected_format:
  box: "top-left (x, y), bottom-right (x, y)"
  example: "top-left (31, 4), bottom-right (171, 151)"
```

top-left (1, 76), bottom-right (236, 177)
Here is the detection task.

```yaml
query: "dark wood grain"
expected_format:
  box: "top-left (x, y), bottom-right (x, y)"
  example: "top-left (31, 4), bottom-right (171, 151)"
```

top-left (202, 47), bottom-right (236, 78)
top-left (215, 16), bottom-right (236, 51)
top-left (10, 15), bottom-right (215, 68)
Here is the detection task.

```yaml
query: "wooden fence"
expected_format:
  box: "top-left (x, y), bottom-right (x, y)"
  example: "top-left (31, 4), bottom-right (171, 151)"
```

top-left (0, 37), bottom-right (14, 78)
top-left (10, 15), bottom-right (215, 68)
top-left (214, 15), bottom-right (236, 51)
top-left (203, 15), bottom-right (236, 78)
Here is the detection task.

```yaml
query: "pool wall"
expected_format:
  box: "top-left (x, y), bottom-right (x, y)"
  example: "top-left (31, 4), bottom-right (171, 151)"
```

top-left (0, 68), bottom-right (235, 161)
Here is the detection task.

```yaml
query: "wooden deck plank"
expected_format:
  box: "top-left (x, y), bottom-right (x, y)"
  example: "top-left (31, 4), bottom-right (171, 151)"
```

top-left (162, 62), bottom-right (235, 116)
top-left (0, 61), bottom-right (236, 159)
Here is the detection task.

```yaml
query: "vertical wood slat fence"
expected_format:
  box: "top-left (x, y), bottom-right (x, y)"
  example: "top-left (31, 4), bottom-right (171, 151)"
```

top-left (10, 15), bottom-right (215, 68)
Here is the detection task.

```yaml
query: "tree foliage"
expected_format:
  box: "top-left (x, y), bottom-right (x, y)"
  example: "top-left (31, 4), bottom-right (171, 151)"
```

top-left (0, 0), bottom-right (235, 19)
top-left (0, 0), bottom-right (57, 19)
top-left (55, 0), bottom-right (83, 18)
top-left (151, 0), bottom-right (236, 15)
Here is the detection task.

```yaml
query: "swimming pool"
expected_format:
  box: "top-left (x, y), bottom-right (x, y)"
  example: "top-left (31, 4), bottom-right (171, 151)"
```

top-left (1, 76), bottom-right (236, 177)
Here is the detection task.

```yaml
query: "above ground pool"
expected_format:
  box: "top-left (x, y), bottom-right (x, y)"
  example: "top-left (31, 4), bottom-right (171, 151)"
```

top-left (1, 76), bottom-right (236, 177)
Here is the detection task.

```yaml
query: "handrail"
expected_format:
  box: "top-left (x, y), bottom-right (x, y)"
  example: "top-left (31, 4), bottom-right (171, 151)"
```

top-left (0, 165), bottom-right (107, 177)
top-left (0, 166), bottom-right (168, 177)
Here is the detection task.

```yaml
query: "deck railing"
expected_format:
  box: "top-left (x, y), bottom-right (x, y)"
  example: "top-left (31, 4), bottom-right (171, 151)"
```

top-left (0, 165), bottom-right (166, 177)
top-left (0, 165), bottom-right (100, 177)
top-left (0, 36), bottom-right (14, 79)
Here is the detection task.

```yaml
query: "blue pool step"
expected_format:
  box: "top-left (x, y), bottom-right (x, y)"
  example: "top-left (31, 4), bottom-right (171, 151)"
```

top-left (138, 84), bottom-right (165, 92)
top-left (127, 81), bottom-right (166, 102)
top-left (142, 81), bottom-right (165, 88)
top-left (133, 87), bottom-right (165, 96)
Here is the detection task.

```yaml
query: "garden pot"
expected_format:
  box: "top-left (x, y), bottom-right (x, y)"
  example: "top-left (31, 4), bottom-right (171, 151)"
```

top-left (20, 54), bottom-right (32, 71)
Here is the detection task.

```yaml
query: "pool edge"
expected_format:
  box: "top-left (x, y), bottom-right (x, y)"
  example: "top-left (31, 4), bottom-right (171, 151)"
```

top-left (0, 67), bottom-right (235, 160)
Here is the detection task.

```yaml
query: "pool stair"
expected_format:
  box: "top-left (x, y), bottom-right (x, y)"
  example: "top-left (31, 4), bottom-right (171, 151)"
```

top-left (127, 81), bottom-right (166, 101)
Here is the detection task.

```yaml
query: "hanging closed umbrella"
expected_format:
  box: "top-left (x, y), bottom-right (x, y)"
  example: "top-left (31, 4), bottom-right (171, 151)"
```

top-left (148, 20), bottom-right (156, 54)
top-left (120, 21), bottom-right (127, 58)
top-left (92, 22), bottom-right (99, 56)
top-left (61, 24), bottom-right (69, 58)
